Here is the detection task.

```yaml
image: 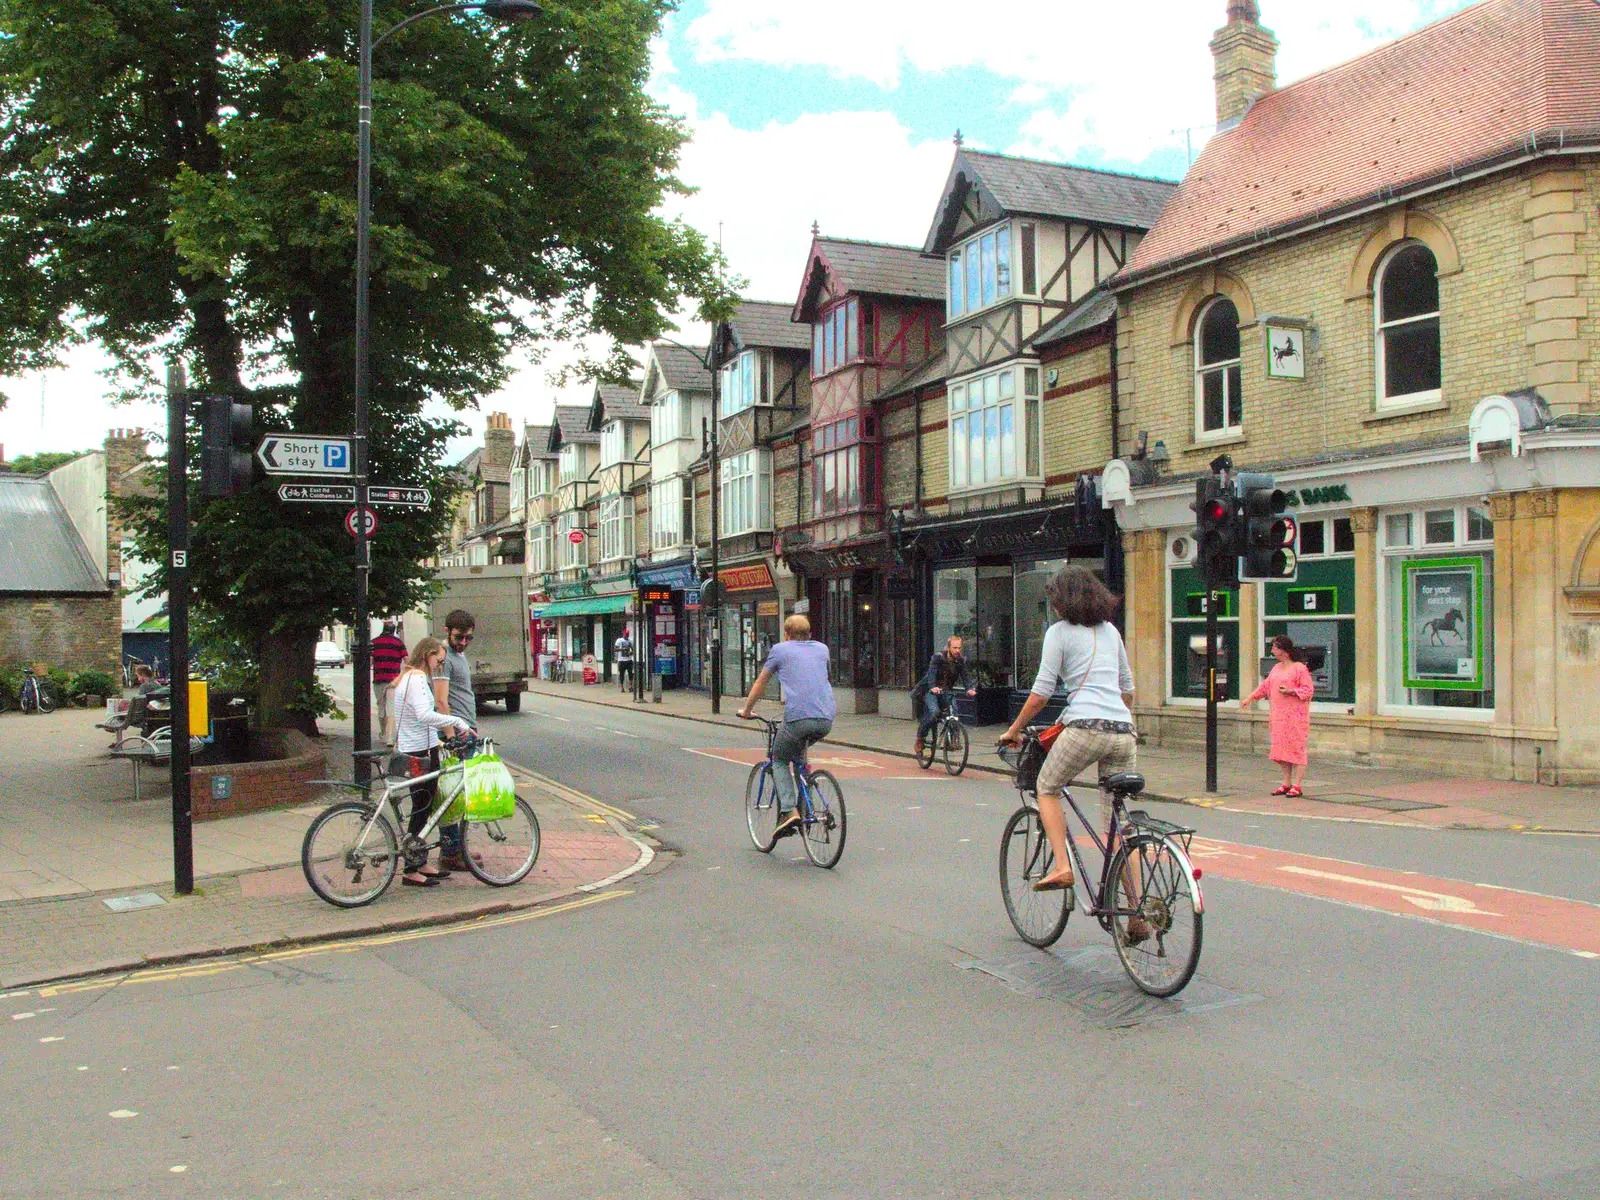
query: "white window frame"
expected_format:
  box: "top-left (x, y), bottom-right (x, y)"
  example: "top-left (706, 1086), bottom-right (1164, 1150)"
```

top-left (1376, 500), bottom-right (1496, 721)
top-left (718, 449), bottom-right (773, 538)
top-left (719, 350), bottom-right (771, 418)
top-left (650, 476), bottom-right (691, 552)
top-left (558, 444), bottom-right (581, 484)
top-left (528, 523), bottom-right (551, 575)
top-left (600, 421), bottom-right (627, 469)
top-left (510, 466), bottom-right (527, 512)
top-left (557, 510), bottom-right (584, 570)
top-left (651, 391), bottom-right (686, 446)
top-left (1194, 296), bottom-right (1243, 441)
top-left (1375, 241), bottom-right (1442, 411)
top-left (600, 495), bottom-right (634, 565)
top-left (947, 364), bottom-right (1036, 493)
top-left (946, 221), bottom-right (1014, 321)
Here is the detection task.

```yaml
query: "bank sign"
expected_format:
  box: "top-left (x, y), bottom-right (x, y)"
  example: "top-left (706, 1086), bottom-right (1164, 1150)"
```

top-left (1281, 483), bottom-right (1350, 508)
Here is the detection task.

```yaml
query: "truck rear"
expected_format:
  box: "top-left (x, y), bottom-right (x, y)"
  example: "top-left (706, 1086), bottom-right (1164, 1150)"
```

top-left (428, 564), bottom-right (529, 713)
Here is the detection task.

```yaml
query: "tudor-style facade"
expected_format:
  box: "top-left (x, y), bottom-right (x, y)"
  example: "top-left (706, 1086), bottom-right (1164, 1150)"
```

top-left (1107, 0), bottom-right (1600, 783)
top-left (535, 403), bottom-right (603, 672)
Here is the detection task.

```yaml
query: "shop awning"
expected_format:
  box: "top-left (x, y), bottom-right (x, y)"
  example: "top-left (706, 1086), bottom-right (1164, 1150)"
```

top-left (535, 594), bottom-right (632, 618)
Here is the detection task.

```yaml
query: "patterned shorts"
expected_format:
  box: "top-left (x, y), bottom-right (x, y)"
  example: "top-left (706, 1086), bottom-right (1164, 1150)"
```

top-left (1034, 724), bottom-right (1138, 829)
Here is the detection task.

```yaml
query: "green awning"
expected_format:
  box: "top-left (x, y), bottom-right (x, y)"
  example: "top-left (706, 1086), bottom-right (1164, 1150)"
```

top-left (535, 594), bottom-right (632, 618)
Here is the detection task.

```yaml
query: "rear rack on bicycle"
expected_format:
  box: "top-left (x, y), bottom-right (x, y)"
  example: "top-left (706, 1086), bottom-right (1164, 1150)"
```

top-left (1126, 809), bottom-right (1196, 850)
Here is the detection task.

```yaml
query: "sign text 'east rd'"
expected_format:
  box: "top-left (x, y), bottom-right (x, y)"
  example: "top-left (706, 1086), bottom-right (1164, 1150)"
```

top-left (278, 483), bottom-right (357, 504)
top-left (257, 436), bottom-right (352, 476)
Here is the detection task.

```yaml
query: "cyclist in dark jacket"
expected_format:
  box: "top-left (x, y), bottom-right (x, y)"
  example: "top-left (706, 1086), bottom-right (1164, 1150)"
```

top-left (912, 635), bottom-right (976, 748)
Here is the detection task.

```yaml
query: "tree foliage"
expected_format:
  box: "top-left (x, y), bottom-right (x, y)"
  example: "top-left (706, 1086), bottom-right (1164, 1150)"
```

top-left (1, 449), bottom-right (93, 475)
top-left (0, 0), bottom-right (729, 729)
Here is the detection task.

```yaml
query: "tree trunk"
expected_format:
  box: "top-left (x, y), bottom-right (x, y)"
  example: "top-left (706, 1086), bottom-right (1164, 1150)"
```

top-left (256, 625), bottom-right (321, 736)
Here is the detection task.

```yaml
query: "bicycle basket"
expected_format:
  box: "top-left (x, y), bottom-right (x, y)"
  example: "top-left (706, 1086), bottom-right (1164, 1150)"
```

top-left (998, 741), bottom-right (1045, 791)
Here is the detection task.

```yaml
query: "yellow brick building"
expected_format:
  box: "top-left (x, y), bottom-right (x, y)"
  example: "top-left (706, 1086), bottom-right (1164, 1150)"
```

top-left (1107, 0), bottom-right (1600, 782)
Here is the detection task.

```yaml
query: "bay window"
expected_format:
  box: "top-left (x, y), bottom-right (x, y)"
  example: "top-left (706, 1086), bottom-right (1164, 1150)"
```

top-left (719, 350), bottom-right (771, 418)
top-left (811, 416), bottom-right (877, 517)
top-left (599, 496), bottom-right (634, 564)
top-left (557, 510), bottom-right (584, 569)
top-left (651, 476), bottom-right (694, 551)
top-left (600, 421), bottom-right (627, 468)
top-left (811, 299), bottom-right (861, 376)
top-left (528, 524), bottom-right (552, 575)
top-left (947, 224), bottom-right (1013, 320)
top-left (719, 449), bottom-right (772, 537)
top-left (948, 364), bottom-right (1039, 491)
top-left (651, 391), bottom-right (686, 445)
top-left (558, 444), bottom-right (581, 484)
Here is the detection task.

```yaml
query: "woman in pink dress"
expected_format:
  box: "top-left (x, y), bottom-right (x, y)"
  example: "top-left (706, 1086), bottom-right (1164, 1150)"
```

top-left (1239, 634), bottom-right (1315, 797)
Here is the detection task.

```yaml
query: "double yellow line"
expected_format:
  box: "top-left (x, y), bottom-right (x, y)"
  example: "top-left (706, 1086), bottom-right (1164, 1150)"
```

top-left (515, 767), bottom-right (636, 825)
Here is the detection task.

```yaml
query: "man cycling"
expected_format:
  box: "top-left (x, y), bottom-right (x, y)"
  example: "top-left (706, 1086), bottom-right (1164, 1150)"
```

top-left (737, 613), bottom-right (835, 840)
top-left (912, 635), bottom-right (976, 753)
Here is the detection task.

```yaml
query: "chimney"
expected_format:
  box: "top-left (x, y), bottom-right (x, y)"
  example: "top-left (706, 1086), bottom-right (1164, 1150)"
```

top-left (1211, 0), bottom-right (1277, 130)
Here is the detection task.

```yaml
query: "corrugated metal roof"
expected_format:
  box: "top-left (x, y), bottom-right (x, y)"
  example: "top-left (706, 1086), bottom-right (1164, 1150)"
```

top-left (0, 476), bottom-right (107, 594)
top-left (1033, 288), bottom-right (1117, 348)
top-left (727, 300), bottom-right (810, 351)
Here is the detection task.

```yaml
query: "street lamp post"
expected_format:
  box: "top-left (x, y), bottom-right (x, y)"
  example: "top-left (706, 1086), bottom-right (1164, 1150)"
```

top-left (351, 0), bottom-right (542, 783)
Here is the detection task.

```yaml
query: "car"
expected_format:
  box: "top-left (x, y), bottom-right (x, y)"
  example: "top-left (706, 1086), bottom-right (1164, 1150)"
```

top-left (314, 641), bottom-right (348, 669)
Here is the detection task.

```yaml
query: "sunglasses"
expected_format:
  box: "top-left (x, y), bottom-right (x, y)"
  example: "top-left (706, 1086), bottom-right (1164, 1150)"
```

top-left (450, 632), bottom-right (474, 643)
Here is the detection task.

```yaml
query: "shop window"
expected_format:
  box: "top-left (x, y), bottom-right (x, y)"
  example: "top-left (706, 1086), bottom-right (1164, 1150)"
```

top-left (1333, 517), bottom-right (1355, 554)
top-left (1014, 558), bottom-right (1069, 690)
top-left (1466, 505), bottom-right (1494, 542)
top-left (1385, 512), bottom-right (1413, 548)
top-left (1195, 297), bottom-right (1242, 438)
top-left (933, 567), bottom-right (975, 653)
top-left (1424, 508), bottom-right (1455, 545)
top-left (1295, 516), bottom-right (1356, 559)
top-left (1376, 242), bottom-right (1442, 408)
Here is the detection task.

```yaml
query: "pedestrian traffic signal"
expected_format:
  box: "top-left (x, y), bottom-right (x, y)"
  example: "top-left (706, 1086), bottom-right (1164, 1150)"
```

top-left (1192, 476), bottom-right (1238, 590)
top-left (201, 397), bottom-right (254, 498)
top-left (1236, 472), bottom-right (1298, 580)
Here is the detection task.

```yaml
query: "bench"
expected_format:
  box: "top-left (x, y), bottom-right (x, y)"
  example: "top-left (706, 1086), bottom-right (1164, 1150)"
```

top-left (108, 725), bottom-right (207, 801)
top-left (96, 695), bottom-right (150, 750)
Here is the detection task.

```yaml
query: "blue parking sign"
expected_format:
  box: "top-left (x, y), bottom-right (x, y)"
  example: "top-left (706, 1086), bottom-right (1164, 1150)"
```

top-left (325, 443), bottom-right (349, 470)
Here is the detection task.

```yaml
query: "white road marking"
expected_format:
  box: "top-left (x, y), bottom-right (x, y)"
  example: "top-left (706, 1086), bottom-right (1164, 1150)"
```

top-left (170, 1166), bottom-right (188, 1174)
top-left (11, 1012), bottom-right (34, 1020)
top-left (959, 838), bottom-right (971, 843)
top-left (0, 990), bottom-right (31, 999)
top-left (1576, 951), bottom-right (1599, 959)
top-left (1277, 864), bottom-right (1502, 916)
top-left (108, 1110), bottom-right (138, 1119)
top-left (706, 865), bottom-right (722, 871)
top-left (76, 1066), bottom-right (87, 1071)
top-left (607, 729), bottom-right (640, 738)
top-left (39, 1036), bottom-right (64, 1043)
top-left (906, 805), bottom-right (922, 810)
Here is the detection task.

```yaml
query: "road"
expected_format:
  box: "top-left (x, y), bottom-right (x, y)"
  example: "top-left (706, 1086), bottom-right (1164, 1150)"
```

top-left (4, 690), bottom-right (1598, 1198)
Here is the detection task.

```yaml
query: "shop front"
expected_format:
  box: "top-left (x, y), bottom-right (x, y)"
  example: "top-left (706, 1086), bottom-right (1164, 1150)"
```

top-left (787, 538), bottom-right (919, 716)
top-left (706, 559), bottom-right (784, 699)
top-left (537, 577), bottom-right (633, 683)
top-left (635, 560), bottom-right (699, 690)
top-left (905, 497), bottom-right (1114, 725)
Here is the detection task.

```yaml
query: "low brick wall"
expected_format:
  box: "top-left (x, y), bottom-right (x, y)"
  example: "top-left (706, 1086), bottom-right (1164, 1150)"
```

top-left (190, 729), bottom-right (327, 822)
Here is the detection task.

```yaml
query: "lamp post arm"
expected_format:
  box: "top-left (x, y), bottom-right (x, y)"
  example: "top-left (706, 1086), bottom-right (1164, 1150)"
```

top-left (373, 2), bottom-right (498, 50)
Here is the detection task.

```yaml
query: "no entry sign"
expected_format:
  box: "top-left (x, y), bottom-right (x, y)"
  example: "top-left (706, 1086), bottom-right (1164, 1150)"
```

top-left (344, 506), bottom-right (378, 538)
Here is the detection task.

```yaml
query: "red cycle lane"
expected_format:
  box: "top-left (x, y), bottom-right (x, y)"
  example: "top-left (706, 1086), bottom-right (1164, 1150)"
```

top-left (1187, 837), bottom-right (1600, 960)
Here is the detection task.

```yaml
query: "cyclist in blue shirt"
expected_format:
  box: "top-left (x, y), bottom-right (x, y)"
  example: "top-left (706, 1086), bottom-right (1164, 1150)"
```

top-left (738, 613), bottom-right (835, 839)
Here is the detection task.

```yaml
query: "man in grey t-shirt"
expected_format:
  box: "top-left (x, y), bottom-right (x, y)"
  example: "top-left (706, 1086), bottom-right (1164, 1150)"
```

top-left (738, 613), bottom-right (835, 838)
top-left (432, 608), bottom-right (477, 869)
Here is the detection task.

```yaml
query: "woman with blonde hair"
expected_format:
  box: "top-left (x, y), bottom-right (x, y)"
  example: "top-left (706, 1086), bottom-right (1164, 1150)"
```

top-left (392, 636), bottom-right (468, 886)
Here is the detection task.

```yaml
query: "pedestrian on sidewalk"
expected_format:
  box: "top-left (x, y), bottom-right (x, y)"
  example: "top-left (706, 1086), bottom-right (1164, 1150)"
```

top-left (614, 628), bottom-right (634, 693)
top-left (737, 613), bottom-right (835, 840)
top-left (372, 620), bottom-right (407, 746)
top-left (434, 609), bottom-right (479, 872)
top-left (393, 637), bottom-right (468, 887)
top-left (1240, 634), bottom-right (1315, 797)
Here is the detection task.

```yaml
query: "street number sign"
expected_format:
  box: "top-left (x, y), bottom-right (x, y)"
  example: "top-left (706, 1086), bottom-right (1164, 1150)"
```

top-left (567, 529), bottom-right (585, 544)
top-left (257, 435), bottom-right (352, 475)
top-left (369, 486), bottom-right (431, 508)
top-left (279, 483), bottom-right (357, 504)
top-left (344, 506), bottom-right (378, 538)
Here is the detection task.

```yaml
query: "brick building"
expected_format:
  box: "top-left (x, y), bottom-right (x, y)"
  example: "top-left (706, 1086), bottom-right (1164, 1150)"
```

top-left (1105, 0), bottom-right (1600, 782)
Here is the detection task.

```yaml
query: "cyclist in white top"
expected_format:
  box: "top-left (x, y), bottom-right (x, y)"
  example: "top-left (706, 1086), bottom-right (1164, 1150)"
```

top-left (392, 636), bottom-right (468, 887)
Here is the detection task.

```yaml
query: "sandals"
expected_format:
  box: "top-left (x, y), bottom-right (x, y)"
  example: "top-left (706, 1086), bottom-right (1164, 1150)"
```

top-left (401, 875), bottom-right (440, 888)
top-left (1285, 786), bottom-right (1304, 798)
top-left (1271, 784), bottom-right (1292, 796)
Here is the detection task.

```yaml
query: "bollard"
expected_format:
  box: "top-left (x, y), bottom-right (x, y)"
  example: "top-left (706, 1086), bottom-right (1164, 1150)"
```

top-left (652, 671), bottom-right (663, 704)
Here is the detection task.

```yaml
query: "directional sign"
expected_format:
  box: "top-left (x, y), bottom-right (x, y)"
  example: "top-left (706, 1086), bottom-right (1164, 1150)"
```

top-left (278, 483), bottom-right (357, 504)
top-left (257, 435), bottom-right (353, 476)
top-left (369, 486), bottom-right (431, 508)
top-left (344, 507), bottom-right (378, 539)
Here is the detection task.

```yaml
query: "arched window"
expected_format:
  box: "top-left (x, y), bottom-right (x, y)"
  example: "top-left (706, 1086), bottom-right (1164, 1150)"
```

top-left (1376, 242), bottom-right (1441, 406)
top-left (1195, 297), bottom-right (1242, 436)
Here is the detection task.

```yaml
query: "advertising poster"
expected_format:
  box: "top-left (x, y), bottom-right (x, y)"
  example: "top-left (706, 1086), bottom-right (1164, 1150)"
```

top-left (1403, 557), bottom-right (1484, 690)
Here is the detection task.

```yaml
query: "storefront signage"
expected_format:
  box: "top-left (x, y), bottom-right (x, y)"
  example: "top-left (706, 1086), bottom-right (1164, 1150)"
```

top-left (884, 575), bottom-right (915, 600)
top-left (1285, 587), bottom-right (1338, 615)
top-left (1282, 484), bottom-right (1350, 508)
top-left (684, 588), bottom-right (701, 610)
top-left (757, 601), bottom-right (779, 617)
top-left (1185, 591), bottom-right (1236, 618)
top-left (718, 562), bottom-right (775, 593)
top-left (1402, 557), bottom-right (1485, 690)
top-left (637, 562), bottom-right (699, 590)
top-left (1264, 324), bottom-right (1306, 380)
top-left (640, 587), bottom-right (674, 604)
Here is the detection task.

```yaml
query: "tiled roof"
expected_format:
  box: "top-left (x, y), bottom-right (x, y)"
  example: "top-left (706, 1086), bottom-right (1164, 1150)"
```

top-left (549, 404), bottom-right (598, 449)
top-left (521, 424), bottom-right (555, 462)
top-left (652, 343), bottom-right (712, 393)
top-left (590, 382), bottom-right (649, 431)
top-left (1122, 0), bottom-right (1600, 284)
top-left (453, 447), bottom-right (482, 481)
top-left (1033, 288), bottom-right (1117, 349)
top-left (925, 151), bottom-right (1177, 253)
top-left (0, 476), bottom-right (106, 594)
top-left (796, 238), bottom-right (946, 322)
top-left (727, 300), bottom-right (810, 352)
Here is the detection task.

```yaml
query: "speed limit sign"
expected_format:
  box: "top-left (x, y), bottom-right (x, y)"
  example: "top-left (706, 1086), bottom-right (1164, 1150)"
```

top-left (344, 506), bottom-right (378, 538)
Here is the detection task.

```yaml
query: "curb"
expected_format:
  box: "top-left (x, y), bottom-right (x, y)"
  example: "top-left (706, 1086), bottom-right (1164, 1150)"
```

top-left (1, 757), bottom-right (658, 993)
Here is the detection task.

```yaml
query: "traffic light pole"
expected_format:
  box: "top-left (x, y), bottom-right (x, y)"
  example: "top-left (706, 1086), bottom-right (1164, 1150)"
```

top-left (166, 364), bottom-right (195, 895)
top-left (1205, 589), bottom-right (1219, 794)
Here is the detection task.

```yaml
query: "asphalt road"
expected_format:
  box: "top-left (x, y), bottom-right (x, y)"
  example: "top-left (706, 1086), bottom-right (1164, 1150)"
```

top-left (3, 691), bottom-right (1597, 1199)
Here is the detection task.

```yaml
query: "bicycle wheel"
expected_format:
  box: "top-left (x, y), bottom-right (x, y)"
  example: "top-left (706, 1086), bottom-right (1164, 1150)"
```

top-left (914, 724), bottom-right (935, 769)
top-left (301, 801), bottom-right (399, 908)
top-left (36, 683), bottom-right (56, 713)
top-left (463, 797), bottom-right (541, 886)
top-left (998, 805), bottom-right (1071, 947)
top-left (1106, 835), bottom-right (1203, 998)
top-left (19, 683), bottom-right (36, 714)
top-left (745, 762), bottom-right (779, 852)
top-left (942, 718), bottom-right (969, 776)
top-left (800, 770), bottom-right (847, 869)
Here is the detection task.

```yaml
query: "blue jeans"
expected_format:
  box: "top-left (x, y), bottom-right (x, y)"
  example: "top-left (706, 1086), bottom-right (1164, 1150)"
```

top-left (772, 717), bottom-right (832, 814)
top-left (918, 692), bottom-right (951, 738)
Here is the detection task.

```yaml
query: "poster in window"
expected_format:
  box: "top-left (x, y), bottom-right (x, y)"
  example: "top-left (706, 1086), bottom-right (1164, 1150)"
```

top-left (1264, 323), bottom-right (1306, 380)
top-left (1402, 557), bottom-right (1484, 690)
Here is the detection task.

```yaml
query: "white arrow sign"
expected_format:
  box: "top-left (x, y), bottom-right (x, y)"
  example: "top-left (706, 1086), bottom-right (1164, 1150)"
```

top-left (257, 435), bottom-right (353, 476)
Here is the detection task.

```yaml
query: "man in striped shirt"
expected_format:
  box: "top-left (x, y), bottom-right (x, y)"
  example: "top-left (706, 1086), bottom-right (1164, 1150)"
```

top-left (371, 621), bottom-right (408, 746)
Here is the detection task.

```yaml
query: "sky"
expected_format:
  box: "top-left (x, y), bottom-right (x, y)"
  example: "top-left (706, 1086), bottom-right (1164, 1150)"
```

top-left (0, 0), bottom-right (1474, 465)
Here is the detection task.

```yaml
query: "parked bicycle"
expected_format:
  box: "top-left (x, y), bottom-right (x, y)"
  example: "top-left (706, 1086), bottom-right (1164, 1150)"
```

top-left (15, 667), bottom-right (57, 715)
top-left (550, 658), bottom-right (569, 684)
top-left (742, 715), bottom-right (847, 868)
top-left (300, 733), bottom-right (540, 908)
top-left (914, 693), bottom-right (969, 775)
top-left (996, 726), bottom-right (1205, 997)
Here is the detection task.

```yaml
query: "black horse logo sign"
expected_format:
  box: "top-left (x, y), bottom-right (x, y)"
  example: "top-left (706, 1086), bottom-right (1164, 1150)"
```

top-left (1423, 607), bottom-right (1467, 645)
top-left (1273, 336), bottom-right (1299, 368)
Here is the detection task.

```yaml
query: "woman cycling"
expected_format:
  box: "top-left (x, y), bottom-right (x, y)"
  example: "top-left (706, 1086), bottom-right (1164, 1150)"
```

top-left (997, 565), bottom-right (1145, 935)
top-left (392, 636), bottom-right (468, 887)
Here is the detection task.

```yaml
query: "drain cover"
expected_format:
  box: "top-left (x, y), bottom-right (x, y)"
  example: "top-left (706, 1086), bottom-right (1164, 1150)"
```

top-left (103, 892), bottom-right (167, 913)
top-left (957, 944), bottom-right (1261, 1028)
top-left (1314, 793), bottom-right (1444, 812)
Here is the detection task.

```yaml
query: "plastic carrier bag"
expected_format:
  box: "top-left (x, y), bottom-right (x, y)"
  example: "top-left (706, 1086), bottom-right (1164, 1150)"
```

top-left (455, 750), bottom-right (516, 822)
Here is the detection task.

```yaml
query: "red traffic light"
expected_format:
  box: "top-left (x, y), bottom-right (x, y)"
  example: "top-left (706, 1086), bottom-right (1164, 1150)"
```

top-left (1202, 499), bottom-right (1229, 523)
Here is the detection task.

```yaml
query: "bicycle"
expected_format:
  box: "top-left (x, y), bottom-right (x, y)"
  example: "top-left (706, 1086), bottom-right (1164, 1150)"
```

top-left (17, 667), bottom-right (57, 715)
top-left (914, 692), bottom-right (969, 775)
top-left (300, 733), bottom-right (541, 908)
top-left (741, 715), bottom-right (847, 868)
top-left (996, 727), bottom-right (1205, 997)
top-left (550, 658), bottom-right (569, 684)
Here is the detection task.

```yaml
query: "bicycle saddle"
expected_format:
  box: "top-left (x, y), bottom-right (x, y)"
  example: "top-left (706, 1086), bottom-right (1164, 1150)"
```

top-left (1101, 771), bottom-right (1146, 796)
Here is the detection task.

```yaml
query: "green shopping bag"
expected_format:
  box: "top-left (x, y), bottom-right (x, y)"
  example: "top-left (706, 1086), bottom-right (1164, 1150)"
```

top-left (461, 751), bottom-right (517, 822)
top-left (438, 754), bottom-right (467, 824)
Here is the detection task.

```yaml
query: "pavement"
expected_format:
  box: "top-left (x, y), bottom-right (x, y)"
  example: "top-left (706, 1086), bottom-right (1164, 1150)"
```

top-left (0, 706), bottom-right (657, 989)
top-left (524, 677), bottom-right (1600, 834)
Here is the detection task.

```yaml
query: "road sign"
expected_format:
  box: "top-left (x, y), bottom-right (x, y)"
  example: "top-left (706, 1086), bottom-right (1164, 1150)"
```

top-left (567, 529), bottom-right (585, 544)
top-left (369, 486), bottom-right (431, 508)
top-left (257, 435), bottom-right (353, 476)
top-left (278, 483), bottom-right (357, 504)
top-left (344, 506), bottom-right (378, 538)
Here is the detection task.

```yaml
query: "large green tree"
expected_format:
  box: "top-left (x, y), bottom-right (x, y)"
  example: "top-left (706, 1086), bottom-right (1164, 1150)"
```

top-left (0, 0), bottom-right (726, 730)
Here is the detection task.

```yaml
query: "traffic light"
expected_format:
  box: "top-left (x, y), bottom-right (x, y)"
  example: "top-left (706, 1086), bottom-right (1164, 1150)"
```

top-left (1236, 472), bottom-right (1298, 580)
top-left (1192, 476), bottom-right (1238, 589)
top-left (201, 397), bottom-right (254, 498)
